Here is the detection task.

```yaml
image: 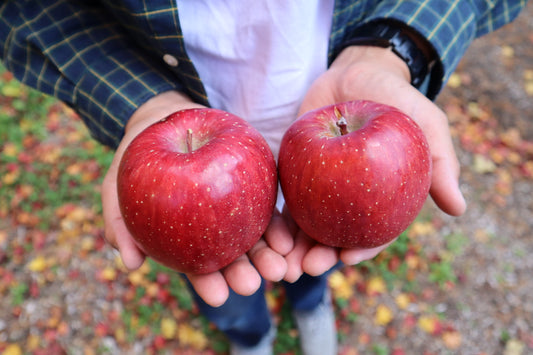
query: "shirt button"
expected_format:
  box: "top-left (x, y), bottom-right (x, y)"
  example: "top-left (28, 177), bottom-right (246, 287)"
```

top-left (163, 54), bottom-right (179, 67)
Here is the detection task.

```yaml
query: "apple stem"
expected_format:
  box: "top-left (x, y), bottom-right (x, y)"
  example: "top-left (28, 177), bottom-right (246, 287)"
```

top-left (334, 107), bottom-right (348, 136)
top-left (186, 128), bottom-right (193, 153)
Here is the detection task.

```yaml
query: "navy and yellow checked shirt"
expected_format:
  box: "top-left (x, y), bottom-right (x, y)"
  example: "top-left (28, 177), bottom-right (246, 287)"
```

top-left (0, 0), bottom-right (527, 148)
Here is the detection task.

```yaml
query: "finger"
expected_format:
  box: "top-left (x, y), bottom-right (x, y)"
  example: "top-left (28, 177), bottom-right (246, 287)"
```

top-left (102, 172), bottom-right (145, 270)
top-left (281, 205), bottom-right (299, 236)
top-left (263, 209), bottom-right (294, 256)
top-left (302, 244), bottom-right (339, 276)
top-left (430, 155), bottom-right (466, 216)
top-left (283, 231), bottom-right (315, 283)
top-left (105, 211), bottom-right (146, 270)
top-left (415, 110), bottom-right (466, 216)
top-left (340, 239), bottom-right (396, 265)
top-left (248, 238), bottom-right (287, 281)
top-left (222, 255), bottom-right (262, 296)
top-left (187, 271), bottom-right (230, 308)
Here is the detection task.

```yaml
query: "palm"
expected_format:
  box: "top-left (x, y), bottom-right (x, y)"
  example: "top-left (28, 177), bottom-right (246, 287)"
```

top-left (283, 46), bottom-right (466, 281)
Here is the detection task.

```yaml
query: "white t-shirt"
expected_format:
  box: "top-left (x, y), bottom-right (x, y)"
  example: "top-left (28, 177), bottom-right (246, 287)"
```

top-left (177, 0), bottom-right (334, 159)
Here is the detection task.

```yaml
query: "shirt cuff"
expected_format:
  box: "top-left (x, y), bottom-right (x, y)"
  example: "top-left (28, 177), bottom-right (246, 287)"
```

top-left (360, 0), bottom-right (478, 98)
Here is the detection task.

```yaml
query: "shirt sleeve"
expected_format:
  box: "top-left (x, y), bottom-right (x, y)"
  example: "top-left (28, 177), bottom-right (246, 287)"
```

top-left (0, 1), bottom-right (184, 148)
top-left (360, 0), bottom-right (527, 96)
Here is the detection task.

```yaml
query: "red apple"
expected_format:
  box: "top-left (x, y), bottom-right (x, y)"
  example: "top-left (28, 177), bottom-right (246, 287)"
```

top-left (117, 108), bottom-right (277, 274)
top-left (278, 100), bottom-right (431, 248)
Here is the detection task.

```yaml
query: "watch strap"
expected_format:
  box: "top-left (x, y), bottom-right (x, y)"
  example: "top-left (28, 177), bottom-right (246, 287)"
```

top-left (338, 21), bottom-right (437, 91)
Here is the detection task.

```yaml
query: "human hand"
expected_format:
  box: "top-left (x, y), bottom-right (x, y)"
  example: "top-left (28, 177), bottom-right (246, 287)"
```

top-left (283, 46), bottom-right (466, 281)
top-left (101, 91), bottom-right (292, 306)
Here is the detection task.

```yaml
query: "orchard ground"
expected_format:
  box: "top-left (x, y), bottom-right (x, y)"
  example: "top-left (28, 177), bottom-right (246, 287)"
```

top-left (1, 3), bottom-right (532, 354)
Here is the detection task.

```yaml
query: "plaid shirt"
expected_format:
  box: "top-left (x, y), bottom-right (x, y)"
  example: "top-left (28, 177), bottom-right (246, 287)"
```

top-left (0, 0), bottom-right (526, 148)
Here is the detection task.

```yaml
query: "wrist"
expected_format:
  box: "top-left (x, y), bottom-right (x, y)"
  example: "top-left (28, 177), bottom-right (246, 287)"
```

top-left (126, 90), bottom-right (203, 134)
top-left (335, 20), bottom-right (442, 99)
top-left (332, 45), bottom-right (411, 83)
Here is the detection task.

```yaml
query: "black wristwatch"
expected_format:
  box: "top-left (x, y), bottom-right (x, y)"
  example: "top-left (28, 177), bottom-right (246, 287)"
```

top-left (337, 21), bottom-right (442, 99)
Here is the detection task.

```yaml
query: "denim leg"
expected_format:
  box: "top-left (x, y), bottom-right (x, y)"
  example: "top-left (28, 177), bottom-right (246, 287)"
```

top-left (185, 278), bottom-right (272, 347)
top-left (283, 263), bottom-right (342, 311)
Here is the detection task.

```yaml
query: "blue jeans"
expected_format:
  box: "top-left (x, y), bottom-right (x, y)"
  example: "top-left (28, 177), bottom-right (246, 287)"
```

top-left (186, 266), bottom-right (339, 348)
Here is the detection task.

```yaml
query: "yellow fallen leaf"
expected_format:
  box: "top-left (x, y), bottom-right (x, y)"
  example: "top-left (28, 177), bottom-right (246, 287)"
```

top-left (447, 73), bottom-right (462, 88)
top-left (128, 270), bottom-right (146, 286)
top-left (418, 315), bottom-right (438, 334)
top-left (2, 142), bottom-right (18, 157)
top-left (501, 45), bottom-right (514, 58)
top-left (26, 334), bottom-right (41, 351)
top-left (504, 339), bottom-right (525, 355)
top-left (395, 293), bottom-right (410, 310)
top-left (525, 81), bottom-right (533, 96)
top-left (101, 267), bottom-right (117, 281)
top-left (178, 324), bottom-right (208, 350)
top-left (2, 344), bottom-right (22, 355)
top-left (408, 221), bottom-right (436, 238)
top-left (473, 154), bottom-right (496, 174)
top-left (2, 170), bottom-right (19, 185)
top-left (161, 318), bottom-right (178, 339)
top-left (374, 304), bottom-right (393, 326)
top-left (27, 256), bottom-right (47, 272)
top-left (328, 270), bottom-right (354, 299)
top-left (367, 276), bottom-right (386, 295)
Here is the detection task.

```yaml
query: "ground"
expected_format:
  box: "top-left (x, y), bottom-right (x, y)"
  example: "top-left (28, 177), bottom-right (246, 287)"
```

top-left (0, 3), bottom-right (532, 355)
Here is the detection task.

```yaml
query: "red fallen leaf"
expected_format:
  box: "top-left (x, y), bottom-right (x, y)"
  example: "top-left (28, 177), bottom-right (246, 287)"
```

top-left (67, 269), bottom-right (80, 280)
top-left (43, 329), bottom-right (57, 342)
top-left (31, 231), bottom-right (47, 250)
top-left (349, 298), bottom-right (361, 314)
top-left (391, 348), bottom-right (406, 355)
top-left (358, 332), bottom-right (370, 345)
top-left (95, 322), bottom-right (110, 337)
top-left (30, 281), bottom-right (40, 298)
top-left (157, 289), bottom-right (172, 304)
top-left (402, 314), bottom-right (417, 331)
top-left (1, 70), bottom-right (14, 81)
top-left (388, 255), bottom-right (402, 272)
top-left (156, 272), bottom-right (171, 286)
top-left (152, 335), bottom-right (166, 350)
top-left (107, 309), bottom-right (121, 323)
top-left (81, 311), bottom-right (93, 325)
top-left (386, 325), bottom-right (398, 340)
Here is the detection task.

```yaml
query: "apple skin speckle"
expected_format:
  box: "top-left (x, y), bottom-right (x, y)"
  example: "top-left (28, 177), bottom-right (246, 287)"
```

top-left (278, 100), bottom-right (432, 248)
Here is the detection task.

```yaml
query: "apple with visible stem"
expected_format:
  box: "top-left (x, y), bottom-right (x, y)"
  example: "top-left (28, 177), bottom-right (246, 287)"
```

top-left (278, 100), bottom-right (431, 248)
top-left (117, 108), bottom-right (278, 274)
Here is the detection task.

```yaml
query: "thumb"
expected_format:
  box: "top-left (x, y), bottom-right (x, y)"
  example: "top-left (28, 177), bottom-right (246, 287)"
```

top-left (429, 155), bottom-right (466, 216)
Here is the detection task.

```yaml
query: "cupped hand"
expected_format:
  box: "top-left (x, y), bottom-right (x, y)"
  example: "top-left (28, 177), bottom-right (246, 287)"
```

top-left (101, 91), bottom-right (293, 307)
top-left (283, 46), bottom-right (467, 282)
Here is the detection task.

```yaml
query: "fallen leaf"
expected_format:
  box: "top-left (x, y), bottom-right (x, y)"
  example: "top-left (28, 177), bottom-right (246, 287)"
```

top-left (473, 154), bottom-right (497, 174)
top-left (418, 315), bottom-right (440, 335)
top-left (501, 45), bottom-right (515, 58)
top-left (177, 324), bottom-right (208, 350)
top-left (447, 73), bottom-right (462, 88)
top-left (504, 339), bottom-right (525, 355)
top-left (366, 276), bottom-right (386, 296)
top-left (329, 270), bottom-right (354, 299)
top-left (161, 318), bottom-right (178, 339)
top-left (27, 256), bottom-right (47, 272)
top-left (395, 293), bottom-right (410, 310)
top-left (1, 344), bottom-right (22, 355)
top-left (442, 331), bottom-right (462, 350)
top-left (374, 304), bottom-right (393, 326)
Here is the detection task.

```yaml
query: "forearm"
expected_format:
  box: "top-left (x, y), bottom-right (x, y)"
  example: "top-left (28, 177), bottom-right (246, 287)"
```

top-left (331, 0), bottom-right (527, 99)
top-left (0, 0), bottom-right (184, 148)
